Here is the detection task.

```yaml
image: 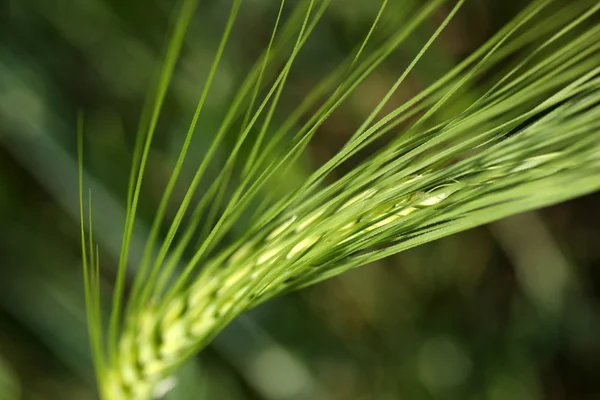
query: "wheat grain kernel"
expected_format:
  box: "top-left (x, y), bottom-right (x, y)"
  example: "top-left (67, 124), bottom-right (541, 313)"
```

top-left (370, 214), bottom-right (401, 230)
top-left (219, 264), bottom-right (252, 295)
top-left (161, 322), bottom-right (187, 352)
top-left (396, 206), bottom-right (417, 217)
top-left (106, 372), bottom-right (127, 399)
top-left (418, 192), bottom-right (448, 206)
top-left (189, 304), bottom-right (217, 337)
top-left (257, 247), bottom-right (282, 265)
top-left (287, 235), bottom-right (320, 259)
top-left (161, 297), bottom-right (185, 330)
top-left (295, 209), bottom-right (325, 232)
top-left (143, 360), bottom-right (165, 378)
top-left (188, 277), bottom-right (218, 308)
top-left (267, 215), bottom-right (297, 240)
top-left (122, 362), bottom-right (140, 386)
top-left (340, 189), bottom-right (378, 210)
top-left (131, 381), bottom-right (152, 400)
top-left (229, 242), bottom-right (254, 265)
top-left (138, 342), bottom-right (157, 365)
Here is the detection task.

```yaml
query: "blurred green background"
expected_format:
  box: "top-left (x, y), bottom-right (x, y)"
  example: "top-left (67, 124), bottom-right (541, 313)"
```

top-left (1, 0), bottom-right (600, 399)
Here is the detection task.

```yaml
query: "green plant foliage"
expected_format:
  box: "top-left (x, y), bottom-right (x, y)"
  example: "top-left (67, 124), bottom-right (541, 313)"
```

top-left (73, 0), bottom-right (600, 398)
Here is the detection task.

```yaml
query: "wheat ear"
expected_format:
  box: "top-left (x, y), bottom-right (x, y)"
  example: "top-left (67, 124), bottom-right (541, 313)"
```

top-left (76, 0), bottom-right (600, 398)
top-left (106, 84), bottom-right (600, 397)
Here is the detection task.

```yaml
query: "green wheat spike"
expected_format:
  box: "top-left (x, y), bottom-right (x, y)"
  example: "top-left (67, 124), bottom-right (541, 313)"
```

top-left (78, 0), bottom-right (600, 398)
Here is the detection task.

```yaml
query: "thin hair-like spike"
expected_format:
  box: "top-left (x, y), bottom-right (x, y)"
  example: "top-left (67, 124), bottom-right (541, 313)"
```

top-left (127, 0), bottom-right (243, 319)
top-left (77, 112), bottom-right (106, 395)
top-left (107, 0), bottom-right (201, 364)
top-left (157, 0), bottom-right (322, 305)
